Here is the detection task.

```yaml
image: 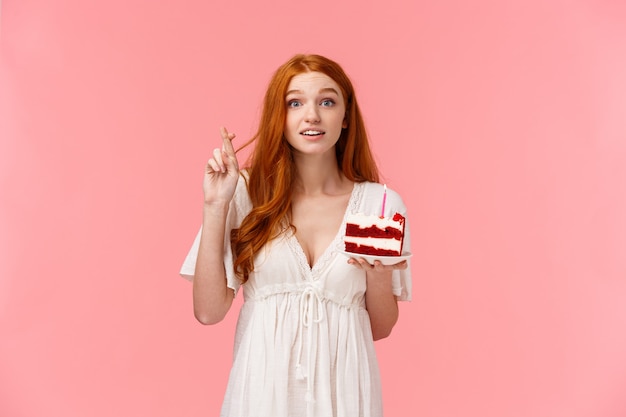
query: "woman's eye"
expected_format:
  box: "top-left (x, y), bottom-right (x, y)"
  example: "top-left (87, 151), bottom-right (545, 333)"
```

top-left (287, 100), bottom-right (301, 108)
top-left (321, 99), bottom-right (335, 107)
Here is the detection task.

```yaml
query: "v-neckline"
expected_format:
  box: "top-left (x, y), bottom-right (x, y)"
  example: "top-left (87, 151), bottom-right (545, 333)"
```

top-left (288, 182), bottom-right (362, 276)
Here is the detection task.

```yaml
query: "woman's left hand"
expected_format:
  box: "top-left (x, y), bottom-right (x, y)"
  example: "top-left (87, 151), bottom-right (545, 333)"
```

top-left (347, 258), bottom-right (408, 272)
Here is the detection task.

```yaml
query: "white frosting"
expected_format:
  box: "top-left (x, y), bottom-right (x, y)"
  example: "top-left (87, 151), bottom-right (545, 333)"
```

top-left (345, 213), bottom-right (403, 231)
top-left (343, 236), bottom-right (402, 252)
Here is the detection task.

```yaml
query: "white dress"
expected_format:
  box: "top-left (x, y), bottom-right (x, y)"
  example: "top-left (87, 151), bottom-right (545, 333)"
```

top-left (180, 175), bottom-right (412, 417)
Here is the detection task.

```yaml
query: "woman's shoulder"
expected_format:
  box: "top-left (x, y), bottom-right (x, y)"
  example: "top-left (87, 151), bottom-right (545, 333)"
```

top-left (359, 181), bottom-right (405, 200)
top-left (358, 181), bottom-right (407, 215)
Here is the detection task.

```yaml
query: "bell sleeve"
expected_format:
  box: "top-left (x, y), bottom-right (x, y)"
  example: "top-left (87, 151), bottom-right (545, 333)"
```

top-left (386, 187), bottom-right (412, 302)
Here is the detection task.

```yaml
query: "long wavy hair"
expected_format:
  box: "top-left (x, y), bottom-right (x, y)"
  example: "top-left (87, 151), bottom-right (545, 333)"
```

top-left (231, 54), bottom-right (380, 282)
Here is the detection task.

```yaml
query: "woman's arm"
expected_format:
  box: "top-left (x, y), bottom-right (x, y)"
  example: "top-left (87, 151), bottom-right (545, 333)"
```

top-left (350, 259), bottom-right (407, 340)
top-left (364, 268), bottom-right (399, 340)
top-left (192, 127), bottom-right (239, 325)
top-left (192, 203), bottom-right (235, 325)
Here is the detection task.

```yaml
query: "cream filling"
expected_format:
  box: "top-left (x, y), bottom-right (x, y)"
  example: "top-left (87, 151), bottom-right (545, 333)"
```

top-left (343, 236), bottom-right (402, 251)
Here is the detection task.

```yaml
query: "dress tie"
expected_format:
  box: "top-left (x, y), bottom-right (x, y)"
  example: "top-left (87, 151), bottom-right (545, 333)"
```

top-left (295, 286), bottom-right (325, 411)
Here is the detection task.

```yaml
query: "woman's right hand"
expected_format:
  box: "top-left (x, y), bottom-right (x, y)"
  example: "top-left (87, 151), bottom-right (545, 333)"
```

top-left (203, 127), bottom-right (240, 206)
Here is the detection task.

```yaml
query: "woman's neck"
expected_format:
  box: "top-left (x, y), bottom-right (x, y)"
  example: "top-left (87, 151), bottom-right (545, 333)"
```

top-left (292, 152), bottom-right (348, 196)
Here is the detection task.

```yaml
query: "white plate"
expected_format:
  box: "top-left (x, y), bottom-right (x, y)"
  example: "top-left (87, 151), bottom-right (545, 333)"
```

top-left (339, 250), bottom-right (412, 266)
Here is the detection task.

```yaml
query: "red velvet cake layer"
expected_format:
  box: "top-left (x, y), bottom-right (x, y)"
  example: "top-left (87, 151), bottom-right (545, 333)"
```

top-left (344, 243), bottom-right (401, 257)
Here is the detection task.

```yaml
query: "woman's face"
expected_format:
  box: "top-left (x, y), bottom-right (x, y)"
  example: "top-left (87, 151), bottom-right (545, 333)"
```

top-left (283, 71), bottom-right (347, 158)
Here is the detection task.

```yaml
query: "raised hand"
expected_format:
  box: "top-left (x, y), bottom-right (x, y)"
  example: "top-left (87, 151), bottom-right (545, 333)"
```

top-left (203, 127), bottom-right (240, 206)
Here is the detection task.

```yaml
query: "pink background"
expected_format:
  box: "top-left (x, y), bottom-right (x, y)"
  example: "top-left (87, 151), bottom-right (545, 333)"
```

top-left (2, 1), bottom-right (626, 416)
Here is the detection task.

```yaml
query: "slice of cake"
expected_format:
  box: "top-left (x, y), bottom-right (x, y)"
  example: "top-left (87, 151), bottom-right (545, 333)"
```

top-left (344, 212), bottom-right (406, 257)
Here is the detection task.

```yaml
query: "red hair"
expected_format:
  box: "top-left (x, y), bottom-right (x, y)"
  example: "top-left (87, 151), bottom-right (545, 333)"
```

top-left (231, 54), bottom-right (380, 282)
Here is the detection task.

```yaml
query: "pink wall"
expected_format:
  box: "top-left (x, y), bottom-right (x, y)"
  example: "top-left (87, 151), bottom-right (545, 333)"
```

top-left (2, 1), bottom-right (626, 416)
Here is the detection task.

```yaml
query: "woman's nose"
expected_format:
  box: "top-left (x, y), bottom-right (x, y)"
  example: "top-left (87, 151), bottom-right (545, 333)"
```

top-left (304, 104), bottom-right (320, 123)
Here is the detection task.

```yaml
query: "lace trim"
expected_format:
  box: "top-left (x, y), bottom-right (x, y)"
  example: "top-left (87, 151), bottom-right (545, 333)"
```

top-left (287, 182), bottom-right (365, 280)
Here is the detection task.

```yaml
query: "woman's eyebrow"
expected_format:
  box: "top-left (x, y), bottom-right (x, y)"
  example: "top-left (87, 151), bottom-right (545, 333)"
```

top-left (319, 88), bottom-right (339, 95)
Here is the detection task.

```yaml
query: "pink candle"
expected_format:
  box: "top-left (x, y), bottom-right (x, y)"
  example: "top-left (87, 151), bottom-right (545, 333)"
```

top-left (381, 184), bottom-right (387, 217)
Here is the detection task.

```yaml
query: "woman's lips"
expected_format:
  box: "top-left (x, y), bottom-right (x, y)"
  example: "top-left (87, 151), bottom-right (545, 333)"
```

top-left (300, 129), bottom-right (325, 136)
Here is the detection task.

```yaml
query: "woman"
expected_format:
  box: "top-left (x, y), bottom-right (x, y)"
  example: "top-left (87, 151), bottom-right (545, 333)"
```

top-left (181, 54), bottom-right (412, 417)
